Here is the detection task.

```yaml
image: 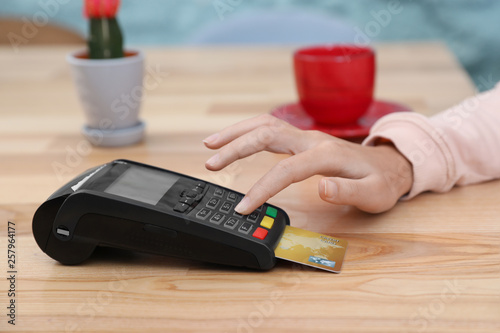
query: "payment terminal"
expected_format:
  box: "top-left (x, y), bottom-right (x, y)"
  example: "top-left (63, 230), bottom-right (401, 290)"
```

top-left (32, 160), bottom-right (289, 270)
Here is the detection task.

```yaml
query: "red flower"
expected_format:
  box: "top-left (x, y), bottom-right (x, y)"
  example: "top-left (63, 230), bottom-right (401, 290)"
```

top-left (84, 0), bottom-right (120, 18)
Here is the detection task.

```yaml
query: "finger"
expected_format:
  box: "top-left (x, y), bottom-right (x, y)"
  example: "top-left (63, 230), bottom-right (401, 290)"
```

top-left (318, 176), bottom-right (398, 213)
top-left (235, 149), bottom-right (330, 214)
top-left (205, 124), bottom-right (305, 171)
top-left (203, 114), bottom-right (284, 149)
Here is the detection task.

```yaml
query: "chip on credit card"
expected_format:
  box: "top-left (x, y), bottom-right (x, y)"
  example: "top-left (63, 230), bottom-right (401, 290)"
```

top-left (275, 226), bottom-right (348, 273)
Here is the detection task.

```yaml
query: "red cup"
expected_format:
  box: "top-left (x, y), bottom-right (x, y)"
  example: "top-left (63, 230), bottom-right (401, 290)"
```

top-left (294, 45), bottom-right (375, 125)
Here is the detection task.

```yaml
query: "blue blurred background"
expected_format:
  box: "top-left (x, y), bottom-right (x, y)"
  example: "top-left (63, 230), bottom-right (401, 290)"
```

top-left (1, 0), bottom-right (499, 90)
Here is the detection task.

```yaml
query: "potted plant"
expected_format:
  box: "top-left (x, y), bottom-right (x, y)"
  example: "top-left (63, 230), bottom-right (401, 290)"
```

top-left (67, 0), bottom-right (145, 147)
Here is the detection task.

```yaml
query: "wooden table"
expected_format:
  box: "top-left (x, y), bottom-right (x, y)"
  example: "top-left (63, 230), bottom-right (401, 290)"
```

top-left (1, 43), bottom-right (499, 332)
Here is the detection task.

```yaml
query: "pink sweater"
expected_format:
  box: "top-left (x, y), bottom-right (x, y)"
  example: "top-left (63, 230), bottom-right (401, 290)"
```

top-left (363, 83), bottom-right (500, 199)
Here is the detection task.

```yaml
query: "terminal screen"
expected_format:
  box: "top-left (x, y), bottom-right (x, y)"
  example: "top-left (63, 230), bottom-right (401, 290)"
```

top-left (105, 166), bottom-right (179, 205)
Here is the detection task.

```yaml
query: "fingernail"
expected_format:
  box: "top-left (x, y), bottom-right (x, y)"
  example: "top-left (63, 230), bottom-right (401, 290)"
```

top-left (235, 196), bottom-right (250, 214)
top-left (203, 133), bottom-right (220, 145)
top-left (206, 154), bottom-right (219, 166)
top-left (323, 179), bottom-right (338, 198)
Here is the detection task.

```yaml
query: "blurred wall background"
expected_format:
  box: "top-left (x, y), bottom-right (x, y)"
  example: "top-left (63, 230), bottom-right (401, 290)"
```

top-left (1, 0), bottom-right (499, 90)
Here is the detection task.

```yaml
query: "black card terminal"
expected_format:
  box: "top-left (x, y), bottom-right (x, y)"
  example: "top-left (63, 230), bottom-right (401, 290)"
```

top-left (32, 160), bottom-right (289, 270)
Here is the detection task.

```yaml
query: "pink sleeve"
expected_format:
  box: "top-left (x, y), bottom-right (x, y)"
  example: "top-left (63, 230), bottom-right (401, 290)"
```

top-left (363, 83), bottom-right (500, 199)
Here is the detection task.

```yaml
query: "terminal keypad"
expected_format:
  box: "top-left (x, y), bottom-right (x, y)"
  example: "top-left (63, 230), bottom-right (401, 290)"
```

top-left (193, 186), bottom-right (278, 240)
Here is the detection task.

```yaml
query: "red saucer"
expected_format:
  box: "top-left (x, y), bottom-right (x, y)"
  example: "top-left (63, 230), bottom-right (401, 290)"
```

top-left (270, 100), bottom-right (412, 140)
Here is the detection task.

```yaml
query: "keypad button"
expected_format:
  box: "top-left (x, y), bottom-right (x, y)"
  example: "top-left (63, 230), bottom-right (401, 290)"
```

top-left (196, 208), bottom-right (212, 220)
top-left (179, 197), bottom-right (195, 205)
top-left (213, 188), bottom-right (224, 197)
top-left (185, 190), bottom-right (198, 198)
top-left (266, 206), bottom-right (278, 218)
top-left (260, 216), bottom-right (274, 229)
top-left (173, 202), bottom-right (190, 213)
top-left (224, 217), bottom-right (239, 230)
top-left (196, 182), bottom-right (206, 189)
top-left (193, 186), bottom-right (204, 194)
top-left (180, 189), bottom-right (196, 197)
top-left (256, 205), bottom-right (263, 212)
top-left (252, 227), bottom-right (268, 240)
top-left (220, 201), bottom-right (233, 213)
top-left (233, 211), bottom-right (243, 218)
top-left (206, 198), bottom-right (220, 209)
top-left (227, 192), bottom-right (238, 202)
top-left (238, 222), bottom-right (252, 235)
top-left (247, 211), bottom-right (259, 223)
top-left (209, 213), bottom-right (225, 225)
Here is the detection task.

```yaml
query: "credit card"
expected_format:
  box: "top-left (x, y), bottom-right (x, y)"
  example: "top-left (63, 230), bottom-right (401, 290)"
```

top-left (274, 225), bottom-right (348, 273)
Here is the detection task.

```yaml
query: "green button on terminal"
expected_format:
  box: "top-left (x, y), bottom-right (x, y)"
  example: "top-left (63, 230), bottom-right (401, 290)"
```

top-left (266, 206), bottom-right (277, 218)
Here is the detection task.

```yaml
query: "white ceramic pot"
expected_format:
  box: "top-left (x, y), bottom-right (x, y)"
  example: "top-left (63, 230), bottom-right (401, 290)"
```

top-left (67, 50), bottom-right (146, 147)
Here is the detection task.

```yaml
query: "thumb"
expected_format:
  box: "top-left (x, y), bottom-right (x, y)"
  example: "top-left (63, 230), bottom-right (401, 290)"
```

top-left (318, 177), bottom-right (393, 214)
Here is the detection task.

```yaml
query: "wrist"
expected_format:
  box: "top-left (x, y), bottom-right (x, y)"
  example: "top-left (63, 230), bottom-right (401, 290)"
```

top-left (376, 143), bottom-right (413, 198)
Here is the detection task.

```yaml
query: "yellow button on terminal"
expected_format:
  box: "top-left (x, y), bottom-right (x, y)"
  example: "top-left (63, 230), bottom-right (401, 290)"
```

top-left (260, 216), bottom-right (274, 229)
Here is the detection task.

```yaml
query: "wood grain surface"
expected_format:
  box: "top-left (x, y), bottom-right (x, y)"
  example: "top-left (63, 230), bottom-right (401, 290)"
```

top-left (0, 43), bottom-right (499, 333)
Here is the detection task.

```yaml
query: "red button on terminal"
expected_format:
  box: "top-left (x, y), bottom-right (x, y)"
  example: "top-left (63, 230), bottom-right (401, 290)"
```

top-left (252, 227), bottom-right (268, 240)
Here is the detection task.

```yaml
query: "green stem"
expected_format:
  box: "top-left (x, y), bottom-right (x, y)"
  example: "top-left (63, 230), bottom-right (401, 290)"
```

top-left (88, 17), bottom-right (124, 59)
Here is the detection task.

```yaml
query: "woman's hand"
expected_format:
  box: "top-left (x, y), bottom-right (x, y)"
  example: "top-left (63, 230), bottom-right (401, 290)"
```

top-left (203, 114), bottom-right (413, 214)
